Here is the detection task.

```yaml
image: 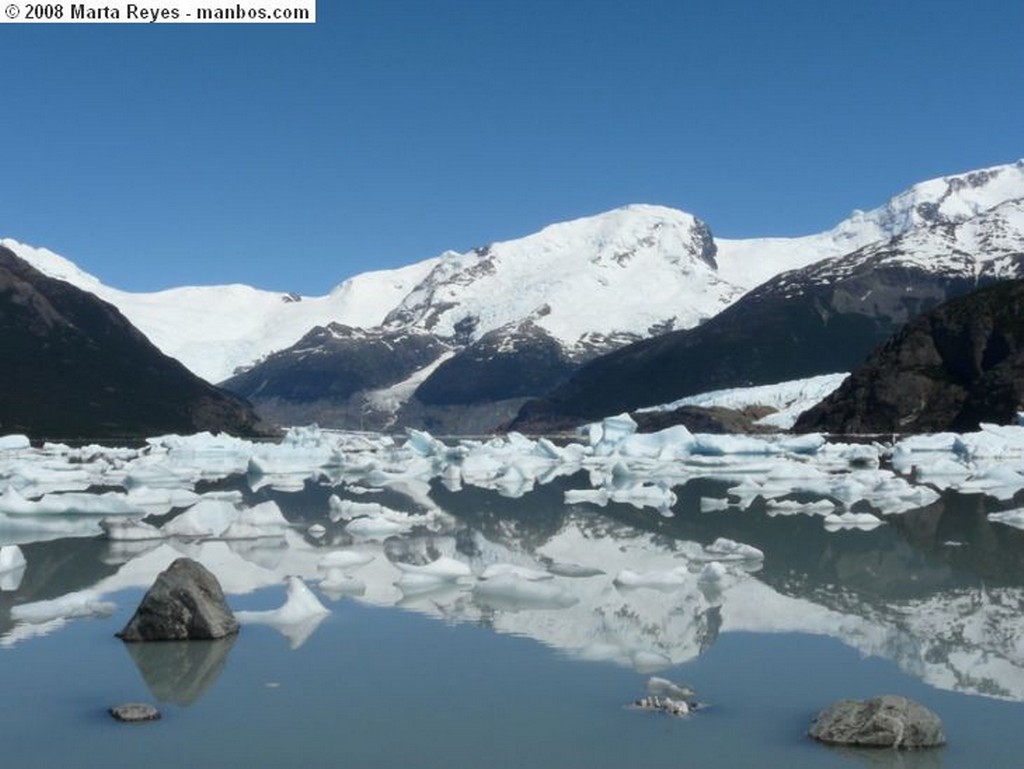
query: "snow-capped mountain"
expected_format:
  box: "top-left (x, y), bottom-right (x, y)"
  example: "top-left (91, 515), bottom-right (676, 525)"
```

top-left (6, 159), bottom-right (1024, 431)
top-left (381, 205), bottom-right (742, 354)
top-left (515, 188), bottom-right (1024, 430)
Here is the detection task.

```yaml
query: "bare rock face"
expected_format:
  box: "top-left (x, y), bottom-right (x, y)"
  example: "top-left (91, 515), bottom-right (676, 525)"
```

top-left (117, 558), bottom-right (239, 642)
top-left (796, 279), bottom-right (1024, 434)
top-left (809, 695), bottom-right (945, 749)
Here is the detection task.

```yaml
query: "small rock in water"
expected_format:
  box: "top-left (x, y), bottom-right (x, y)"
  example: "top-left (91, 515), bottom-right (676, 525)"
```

top-left (109, 702), bottom-right (161, 723)
top-left (809, 695), bottom-right (945, 749)
top-left (632, 695), bottom-right (691, 717)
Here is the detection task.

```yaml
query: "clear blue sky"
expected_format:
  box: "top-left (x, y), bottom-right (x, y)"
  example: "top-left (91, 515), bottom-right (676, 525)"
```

top-left (2, 0), bottom-right (1022, 294)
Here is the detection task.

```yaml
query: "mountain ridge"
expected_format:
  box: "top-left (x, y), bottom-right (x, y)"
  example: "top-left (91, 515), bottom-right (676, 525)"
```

top-left (6, 158), bottom-right (1024, 431)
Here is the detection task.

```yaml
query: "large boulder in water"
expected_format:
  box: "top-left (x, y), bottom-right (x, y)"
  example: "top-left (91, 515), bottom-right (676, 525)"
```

top-left (117, 558), bottom-right (239, 642)
top-left (809, 695), bottom-right (945, 749)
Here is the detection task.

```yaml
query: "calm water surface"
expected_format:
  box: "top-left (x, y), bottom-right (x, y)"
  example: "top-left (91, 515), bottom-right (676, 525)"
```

top-left (3, 471), bottom-right (1024, 768)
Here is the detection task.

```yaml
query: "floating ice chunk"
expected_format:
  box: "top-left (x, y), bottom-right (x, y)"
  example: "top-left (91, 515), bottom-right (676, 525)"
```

top-left (0, 487), bottom-right (142, 516)
top-left (564, 488), bottom-right (609, 507)
top-left (99, 517), bottom-right (166, 541)
top-left (697, 561), bottom-right (729, 585)
top-left (546, 562), bottom-right (605, 578)
top-left (318, 550), bottom-right (375, 571)
top-left (646, 676), bottom-right (694, 700)
top-left (318, 569), bottom-right (367, 597)
top-left (395, 571), bottom-right (462, 594)
top-left (220, 501), bottom-right (290, 540)
top-left (162, 499), bottom-right (239, 538)
top-left (236, 577), bottom-right (330, 648)
top-left (955, 424), bottom-right (1024, 459)
top-left (591, 413), bottom-right (638, 455)
top-left (908, 457), bottom-right (973, 487)
top-left (480, 563), bottom-right (553, 581)
top-left (618, 426), bottom-right (696, 459)
top-left (459, 452), bottom-right (507, 483)
top-left (776, 434), bottom-right (827, 455)
top-left (956, 465), bottom-right (1024, 501)
top-left (0, 435), bottom-right (30, 451)
top-left (987, 509), bottom-right (1024, 530)
top-left (614, 567), bottom-right (689, 589)
top-left (702, 538), bottom-right (764, 561)
top-left (0, 544), bottom-right (27, 589)
top-left (823, 512), bottom-right (885, 530)
top-left (691, 434), bottom-right (777, 456)
top-left (124, 486), bottom-right (201, 516)
top-left (307, 523), bottom-right (327, 538)
top-left (699, 497), bottom-right (731, 512)
top-left (404, 429), bottom-right (446, 458)
top-left (11, 590), bottom-right (115, 624)
top-left (609, 483), bottom-right (677, 511)
top-left (345, 516), bottom-right (407, 537)
top-left (765, 498), bottom-right (837, 516)
top-left (895, 432), bottom-right (960, 454)
top-left (472, 574), bottom-right (578, 610)
top-left (124, 461), bottom-right (195, 490)
top-left (0, 511), bottom-right (107, 545)
top-left (393, 556), bottom-right (472, 581)
top-left (0, 544), bottom-right (26, 573)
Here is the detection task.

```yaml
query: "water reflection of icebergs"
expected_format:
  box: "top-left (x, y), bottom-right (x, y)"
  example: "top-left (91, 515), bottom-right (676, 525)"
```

top-left (2, 421), bottom-right (1024, 702)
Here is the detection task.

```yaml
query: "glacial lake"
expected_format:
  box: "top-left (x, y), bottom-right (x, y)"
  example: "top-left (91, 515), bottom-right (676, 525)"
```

top-left (3, 429), bottom-right (1024, 768)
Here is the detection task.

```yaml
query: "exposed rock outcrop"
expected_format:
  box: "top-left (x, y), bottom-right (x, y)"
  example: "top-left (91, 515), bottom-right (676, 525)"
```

top-left (796, 280), bottom-right (1024, 434)
top-left (117, 558), bottom-right (239, 642)
top-left (809, 695), bottom-right (945, 749)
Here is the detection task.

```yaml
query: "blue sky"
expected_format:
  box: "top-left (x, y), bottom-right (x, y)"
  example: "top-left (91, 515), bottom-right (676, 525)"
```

top-left (2, 0), bottom-right (1022, 293)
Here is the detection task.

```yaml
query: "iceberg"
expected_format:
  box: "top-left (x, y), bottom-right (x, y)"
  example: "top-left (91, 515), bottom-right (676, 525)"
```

top-left (235, 576), bottom-right (330, 648)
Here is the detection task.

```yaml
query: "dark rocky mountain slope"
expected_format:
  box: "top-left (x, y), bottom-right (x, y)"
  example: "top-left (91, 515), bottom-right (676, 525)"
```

top-left (221, 324), bottom-right (449, 428)
top-left (795, 279), bottom-right (1024, 434)
top-left (0, 246), bottom-right (266, 440)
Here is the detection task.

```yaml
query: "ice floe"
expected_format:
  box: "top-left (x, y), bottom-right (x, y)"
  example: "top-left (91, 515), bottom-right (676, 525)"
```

top-left (235, 576), bottom-right (330, 648)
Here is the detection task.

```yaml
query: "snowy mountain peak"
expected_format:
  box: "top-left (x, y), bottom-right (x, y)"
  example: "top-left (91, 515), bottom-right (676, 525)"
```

top-left (834, 159), bottom-right (1024, 244)
top-left (382, 204), bottom-right (735, 351)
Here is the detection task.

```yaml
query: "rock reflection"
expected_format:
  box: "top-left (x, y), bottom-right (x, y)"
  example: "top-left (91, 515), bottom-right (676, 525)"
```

top-left (828, 744), bottom-right (944, 769)
top-left (124, 635), bottom-right (236, 706)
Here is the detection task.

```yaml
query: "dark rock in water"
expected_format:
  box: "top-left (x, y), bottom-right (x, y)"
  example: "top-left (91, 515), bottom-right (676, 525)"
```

top-left (809, 695), bottom-right (945, 749)
top-left (796, 279), bottom-right (1024, 434)
top-left (117, 558), bottom-right (239, 642)
top-left (109, 702), bottom-right (161, 723)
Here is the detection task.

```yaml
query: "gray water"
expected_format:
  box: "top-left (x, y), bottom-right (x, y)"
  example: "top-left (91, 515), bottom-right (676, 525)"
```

top-left (3, 473), bottom-right (1024, 768)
